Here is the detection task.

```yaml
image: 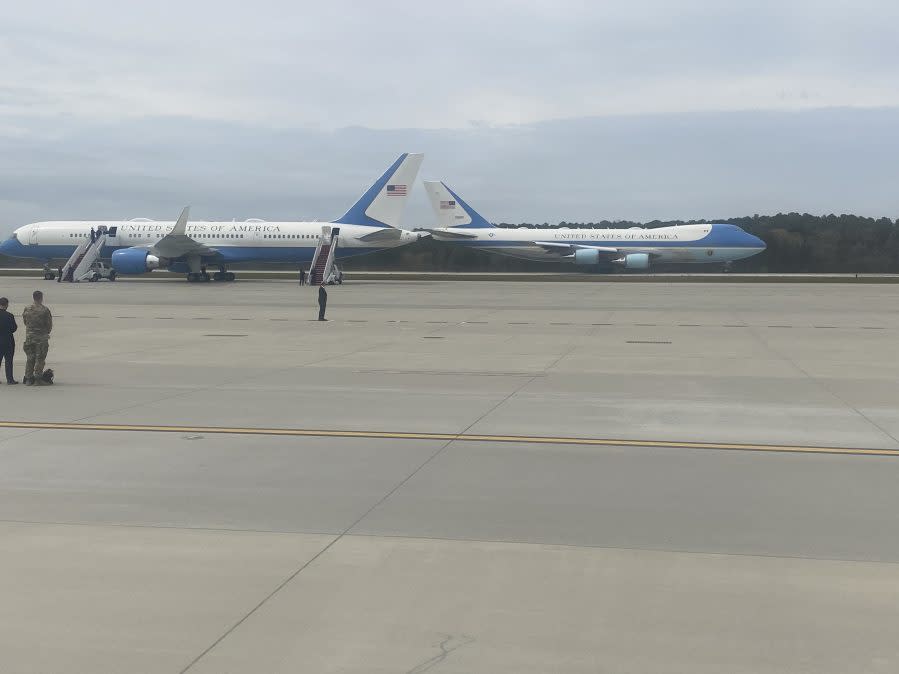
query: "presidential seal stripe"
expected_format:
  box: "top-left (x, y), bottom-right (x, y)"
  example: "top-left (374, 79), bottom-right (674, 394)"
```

top-left (0, 421), bottom-right (896, 457)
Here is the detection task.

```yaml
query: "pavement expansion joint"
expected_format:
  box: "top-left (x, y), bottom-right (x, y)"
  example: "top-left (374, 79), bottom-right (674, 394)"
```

top-left (40, 314), bottom-right (899, 330)
top-left (0, 421), bottom-right (896, 457)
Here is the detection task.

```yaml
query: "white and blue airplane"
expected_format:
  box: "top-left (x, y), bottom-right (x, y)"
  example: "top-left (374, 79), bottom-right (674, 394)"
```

top-left (0, 153), bottom-right (425, 282)
top-left (424, 181), bottom-right (766, 270)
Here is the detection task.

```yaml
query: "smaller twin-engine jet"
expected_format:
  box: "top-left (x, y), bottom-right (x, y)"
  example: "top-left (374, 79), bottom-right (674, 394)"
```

top-left (0, 154), bottom-right (425, 282)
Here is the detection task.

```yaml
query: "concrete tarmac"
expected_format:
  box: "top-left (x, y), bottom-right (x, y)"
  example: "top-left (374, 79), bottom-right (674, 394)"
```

top-left (0, 278), bottom-right (898, 673)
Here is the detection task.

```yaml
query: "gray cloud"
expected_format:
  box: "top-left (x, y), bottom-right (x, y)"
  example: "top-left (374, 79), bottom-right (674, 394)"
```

top-left (3, 1), bottom-right (899, 128)
top-left (1, 108), bottom-right (898, 237)
top-left (1, 1), bottom-right (898, 234)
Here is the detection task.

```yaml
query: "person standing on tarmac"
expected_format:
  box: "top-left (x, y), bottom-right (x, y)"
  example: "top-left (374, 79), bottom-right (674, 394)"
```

top-left (22, 290), bottom-right (53, 386)
top-left (299, 268), bottom-right (306, 286)
top-left (318, 283), bottom-right (328, 321)
top-left (0, 297), bottom-right (18, 385)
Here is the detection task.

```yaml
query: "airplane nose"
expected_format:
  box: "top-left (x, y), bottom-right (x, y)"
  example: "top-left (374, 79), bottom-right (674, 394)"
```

top-left (752, 234), bottom-right (767, 250)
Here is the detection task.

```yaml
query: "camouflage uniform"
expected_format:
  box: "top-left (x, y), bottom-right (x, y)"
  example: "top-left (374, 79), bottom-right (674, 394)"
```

top-left (22, 303), bottom-right (52, 383)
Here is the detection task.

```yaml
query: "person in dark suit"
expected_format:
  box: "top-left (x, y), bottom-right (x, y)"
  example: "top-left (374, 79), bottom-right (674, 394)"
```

top-left (299, 269), bottom-right (307, 286)
top-left (318, 283), bottom-right (328, 321)
top-left (0, 297), bottom-right (18, 384)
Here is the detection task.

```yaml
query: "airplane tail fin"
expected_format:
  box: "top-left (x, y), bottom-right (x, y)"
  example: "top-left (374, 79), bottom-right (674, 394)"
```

top-left (334, 153), bottom-right (423, 228)
top-left (423, 181), bottom-right (495, 228)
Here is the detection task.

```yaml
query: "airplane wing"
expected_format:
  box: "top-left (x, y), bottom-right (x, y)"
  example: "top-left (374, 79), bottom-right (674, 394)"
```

top-left (533, 241), bottom-right (620, 256)
top-left (149, 206), bottom-right (217, 258)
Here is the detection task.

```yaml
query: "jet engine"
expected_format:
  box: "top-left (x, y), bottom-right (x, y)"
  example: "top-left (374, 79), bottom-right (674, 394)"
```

top-left (611, 253), bottom-right (651, 270)
top-left (573, 248), bottom-right (601, 265)
top-left (111, 248), bottom-right (161, 274)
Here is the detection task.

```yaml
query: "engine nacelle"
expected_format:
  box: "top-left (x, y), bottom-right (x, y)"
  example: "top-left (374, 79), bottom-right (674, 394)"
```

top-left (111, 248), bottom-right (160, 274)
top-left (614, 253), bottom-right (651, 270)
top-left (573, 248), bottom-right (601, 265)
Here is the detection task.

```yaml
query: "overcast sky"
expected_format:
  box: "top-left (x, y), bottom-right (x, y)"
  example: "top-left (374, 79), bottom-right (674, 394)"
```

top-left (2, 0), bottom-right (898, 234)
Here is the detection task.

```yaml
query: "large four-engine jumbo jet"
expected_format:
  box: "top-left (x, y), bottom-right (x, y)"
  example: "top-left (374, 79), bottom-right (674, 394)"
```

top-left (0, 153), bottom-right (424, 282)
top-left (423, 181), bottom-right (766, 270)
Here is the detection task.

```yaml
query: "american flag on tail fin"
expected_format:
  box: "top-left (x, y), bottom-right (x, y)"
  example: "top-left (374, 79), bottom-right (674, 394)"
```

top-left (386, 184), bottom-right (407, 196)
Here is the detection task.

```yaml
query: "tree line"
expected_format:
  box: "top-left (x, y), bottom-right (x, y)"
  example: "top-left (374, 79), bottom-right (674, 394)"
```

top-left (2, 212), bottom-right (898, 272)
top-left (345, 213), bottom-right (899, 273)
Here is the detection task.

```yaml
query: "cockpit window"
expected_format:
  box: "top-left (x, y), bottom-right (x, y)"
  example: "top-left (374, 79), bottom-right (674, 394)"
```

top-left (10, 232), bottom-right (18, 242)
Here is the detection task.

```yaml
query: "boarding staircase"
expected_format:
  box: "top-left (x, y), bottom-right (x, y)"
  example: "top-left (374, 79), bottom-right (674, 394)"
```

top-left (308, 226), bottom-right (340, 285)
top-left (61, 234), bottom-right (107, 282)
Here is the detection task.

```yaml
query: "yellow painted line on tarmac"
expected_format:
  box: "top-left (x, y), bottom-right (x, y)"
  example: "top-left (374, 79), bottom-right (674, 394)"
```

top-left (0, 420), bottom-right (897, 457)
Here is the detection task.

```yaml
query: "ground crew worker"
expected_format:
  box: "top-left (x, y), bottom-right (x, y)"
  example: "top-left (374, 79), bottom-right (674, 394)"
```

top-left (22, 290), bottom-right (53, 386)
top-left (318, 283), bottom-right (328, 321)
top-left (0, 297), bottom-right (17, 384)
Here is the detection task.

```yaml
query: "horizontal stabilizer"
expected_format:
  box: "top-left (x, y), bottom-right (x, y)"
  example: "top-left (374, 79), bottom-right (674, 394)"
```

top-left (357, 228), bottom-right (404, 242)
top-left (423, 228), bottom-right (479, 240)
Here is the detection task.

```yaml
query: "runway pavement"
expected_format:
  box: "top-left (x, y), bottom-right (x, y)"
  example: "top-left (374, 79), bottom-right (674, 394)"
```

top-left (0, 278), bottom-right (898, 673)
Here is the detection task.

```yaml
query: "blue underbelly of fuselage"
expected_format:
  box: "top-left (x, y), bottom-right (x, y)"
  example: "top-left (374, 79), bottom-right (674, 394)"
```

top-left (4, 243), bottom-right (380, 265)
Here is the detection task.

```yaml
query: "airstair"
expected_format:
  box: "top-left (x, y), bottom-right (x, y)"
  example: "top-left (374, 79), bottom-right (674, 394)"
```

top-left (308, 226), bottom-right (340, 285)
top-left (61, 234), bottom-right (107, 282)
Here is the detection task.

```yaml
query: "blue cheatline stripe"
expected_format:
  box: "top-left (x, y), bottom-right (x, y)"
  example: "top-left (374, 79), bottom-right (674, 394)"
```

top-left (456, 239), bottom-right (761, 249)
top-left (333, 153), bottom-right (408, 228)
top-left (453, 224), bottom-right (763, 249)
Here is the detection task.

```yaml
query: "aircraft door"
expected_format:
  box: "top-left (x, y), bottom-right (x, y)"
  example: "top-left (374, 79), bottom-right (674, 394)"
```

top-left (29, 226), bottom-right (40, 245)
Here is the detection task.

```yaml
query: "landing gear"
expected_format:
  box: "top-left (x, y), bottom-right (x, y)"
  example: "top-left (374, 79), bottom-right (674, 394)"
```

top-left (212, 271), bottom-right (236, 282)
top-left (184, 256), bottom-right (209, 282)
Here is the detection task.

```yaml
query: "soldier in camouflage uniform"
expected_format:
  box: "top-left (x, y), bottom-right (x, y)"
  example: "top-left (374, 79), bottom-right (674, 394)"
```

top-left (22, 290), bottom-right (53, 386)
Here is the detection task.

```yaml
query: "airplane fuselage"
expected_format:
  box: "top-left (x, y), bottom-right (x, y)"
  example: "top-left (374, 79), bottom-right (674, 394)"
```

top-left (1, 219), bottom-right (421, 265)
top-left (429, 223), bottom-right (766, 264)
